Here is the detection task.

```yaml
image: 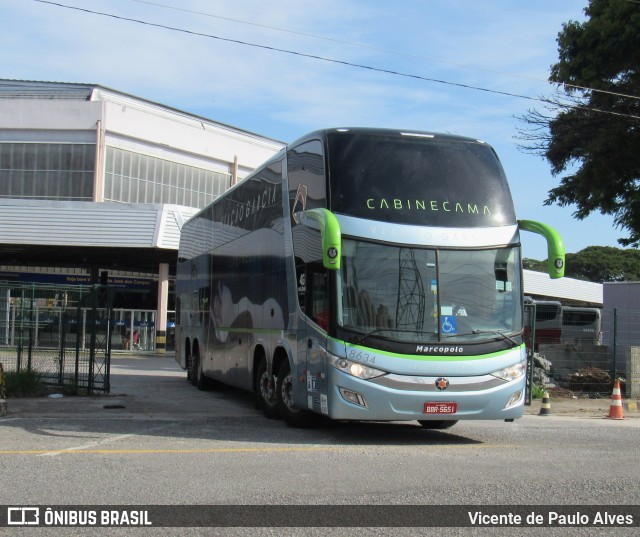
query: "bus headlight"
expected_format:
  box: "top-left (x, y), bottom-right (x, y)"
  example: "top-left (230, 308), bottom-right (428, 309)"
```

top-left (491, 360), bottom-right (527, 382)
top-left (327, 354), bottom-right (385, 380)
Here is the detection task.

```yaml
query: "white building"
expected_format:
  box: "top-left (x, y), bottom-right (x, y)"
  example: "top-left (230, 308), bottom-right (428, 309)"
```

top-left (602, 282), bottom-right (640, 374)
top-left (0, 79), bottom-right (284, 351)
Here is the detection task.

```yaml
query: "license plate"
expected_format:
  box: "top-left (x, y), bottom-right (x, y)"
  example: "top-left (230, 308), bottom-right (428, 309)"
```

top-left (423, 402), bottom-right (457, 414)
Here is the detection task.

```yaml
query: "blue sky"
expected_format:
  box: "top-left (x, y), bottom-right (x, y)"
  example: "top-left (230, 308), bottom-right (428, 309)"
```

top-left (0, 0), bottom-right (625, 260)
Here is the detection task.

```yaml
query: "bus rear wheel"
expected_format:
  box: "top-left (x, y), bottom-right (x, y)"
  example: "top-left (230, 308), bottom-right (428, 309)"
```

top-left (256, 359), bottom-right (280, 419)
top-left (188, 353), bottom-right (197, 387)
top-left (418, 420), bottom-right (458, 430)
top-left (276, 360), bottom-right (315, 428)
top-left (191, 351), bottom-right (208, 391)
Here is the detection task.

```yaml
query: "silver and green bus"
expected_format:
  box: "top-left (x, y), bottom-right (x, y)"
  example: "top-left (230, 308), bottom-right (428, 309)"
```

top-left (175, 128), bottom-right (565, 428)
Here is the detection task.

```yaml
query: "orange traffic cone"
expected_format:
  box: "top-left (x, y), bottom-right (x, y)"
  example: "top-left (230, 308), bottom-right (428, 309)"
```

top-left (606, 379), bottom-right (625, 420)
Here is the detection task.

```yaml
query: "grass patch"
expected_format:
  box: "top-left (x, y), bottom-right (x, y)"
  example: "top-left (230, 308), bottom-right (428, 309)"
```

top-left (4, 369), bottom-right (48, 397)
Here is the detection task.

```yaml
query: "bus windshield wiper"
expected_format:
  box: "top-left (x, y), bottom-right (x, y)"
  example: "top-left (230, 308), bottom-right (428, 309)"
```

top-left (355, 328), bottom-right (423, 345)
top-left (471, 329), bottom-right (519, 346)
top-left (355, 328), bottom-right (386, 345)
top-left (445, 329), bottom-right (519, 346)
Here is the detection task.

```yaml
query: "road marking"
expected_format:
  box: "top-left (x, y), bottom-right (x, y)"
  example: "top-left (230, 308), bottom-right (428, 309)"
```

top-left (39, 432), bottom-right (137, 457)
top-left (1, 446), bottom-right (345, 455)
top-left (35, 422), bottom-right (180, 456)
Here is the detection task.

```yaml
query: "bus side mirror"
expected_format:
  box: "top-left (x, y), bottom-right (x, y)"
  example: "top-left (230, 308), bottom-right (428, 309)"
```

top-left (304, 208), bottom-right (342, 270)
top-left (518, 219), bottom-right (565, 279)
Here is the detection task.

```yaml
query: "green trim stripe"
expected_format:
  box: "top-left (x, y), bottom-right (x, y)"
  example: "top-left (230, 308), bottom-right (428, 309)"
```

top-left (332, 336), bottom-right (525, 362)
top-left (208, 328), bottom-right (524, 362)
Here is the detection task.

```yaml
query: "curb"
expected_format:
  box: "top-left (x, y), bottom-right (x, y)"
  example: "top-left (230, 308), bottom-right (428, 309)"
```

top-left (624, 401), bottom-right (640, 413)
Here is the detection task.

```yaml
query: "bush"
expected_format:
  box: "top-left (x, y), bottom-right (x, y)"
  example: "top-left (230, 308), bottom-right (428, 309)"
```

top-left (4, 369), bottom-right (48, 397)
top-left (532, 384), bottom-right (546, 400)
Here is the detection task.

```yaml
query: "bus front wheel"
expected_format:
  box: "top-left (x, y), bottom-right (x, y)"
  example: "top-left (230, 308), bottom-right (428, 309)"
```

top-left (276, 360), bottom-right (315, 428)
top-left (418, 420), bottom-right (458, 430)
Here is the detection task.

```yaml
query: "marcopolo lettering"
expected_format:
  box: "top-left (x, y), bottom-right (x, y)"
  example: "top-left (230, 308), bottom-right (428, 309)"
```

top-left (416, 345), bottom-right (464, 354)
top-left (366, 198), bottom-right (491, 215)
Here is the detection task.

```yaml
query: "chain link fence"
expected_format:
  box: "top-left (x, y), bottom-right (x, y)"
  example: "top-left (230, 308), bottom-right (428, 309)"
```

top-left (0, 281), bottom-right (111, 394)
top-left (526, 303), bottom-right (640, 401)
top-left (608, 309), bottom-right (640, 400)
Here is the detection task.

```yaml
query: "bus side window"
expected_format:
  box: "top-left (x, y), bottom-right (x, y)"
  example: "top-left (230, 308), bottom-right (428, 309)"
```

top-left (287, 139), bottom-right (326, 221)
top-left (296, 260), bottom-right (306, 312)
top-left (296, 262), bottom-right (328, 329)
top-left (200, 287), bottom-right (210, 325)
top-left (308, 264), bottom-right (328, 330)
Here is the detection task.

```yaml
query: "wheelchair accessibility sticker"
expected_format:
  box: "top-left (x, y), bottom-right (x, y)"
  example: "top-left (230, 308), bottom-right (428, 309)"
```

top-left (441, 315), bottom-right (458, 335)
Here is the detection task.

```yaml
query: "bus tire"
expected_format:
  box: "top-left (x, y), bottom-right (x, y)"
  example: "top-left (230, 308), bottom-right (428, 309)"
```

top-left (188, 353), bottom-right (197, 387)
top-left (191, 351), bottom-right (208, 391)
top-left (418, 420), bottom-right (458, 430)
top-left (276, 360), bottom-right (315, 428)
top-left (256, 359), bottom-right (280, 419)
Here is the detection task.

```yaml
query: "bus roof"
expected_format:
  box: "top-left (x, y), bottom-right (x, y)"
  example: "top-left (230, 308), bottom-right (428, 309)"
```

top-left (288, 127), bottom-right (489, 149)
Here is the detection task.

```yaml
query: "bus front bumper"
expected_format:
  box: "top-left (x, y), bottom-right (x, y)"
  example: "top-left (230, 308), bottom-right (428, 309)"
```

top-left (325, 367), bottom-right (526, 422)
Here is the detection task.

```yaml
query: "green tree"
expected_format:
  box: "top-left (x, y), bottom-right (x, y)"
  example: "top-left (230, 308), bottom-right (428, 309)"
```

top-left (526, 246), bottom-right (640, 283)
top-left (522, 258), bottom-right (547, 272)
top-left (518, 0), bottom-right (640, 246)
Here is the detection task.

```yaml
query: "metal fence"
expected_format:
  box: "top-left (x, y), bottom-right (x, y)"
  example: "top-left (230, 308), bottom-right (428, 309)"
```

top-left (525, 304), bottom-right (640, 401)
top-left (0, 281), bottom-right (111, 394)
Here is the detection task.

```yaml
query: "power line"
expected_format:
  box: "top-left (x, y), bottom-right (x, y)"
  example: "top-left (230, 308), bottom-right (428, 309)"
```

top-left (32, 0), bottom-right (640, 120)
top-left (127, 0), bottom-right (560, 83)
top-left (127, 0), bottom-right (640, 104)
top-left (31, 1), bottom-right (542, 102)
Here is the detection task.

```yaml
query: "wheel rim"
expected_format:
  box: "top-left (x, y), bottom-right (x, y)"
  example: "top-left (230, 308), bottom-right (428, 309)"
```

top-left (280, 371), bottom-right (295, 409)
top-left (259, 370), bottom-right (275, 402)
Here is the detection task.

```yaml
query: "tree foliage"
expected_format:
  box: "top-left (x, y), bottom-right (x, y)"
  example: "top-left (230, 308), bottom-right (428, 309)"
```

top-left (518, 0), bottom-right (640, 247)
top-left (524, 246), bottom-right (640, 283)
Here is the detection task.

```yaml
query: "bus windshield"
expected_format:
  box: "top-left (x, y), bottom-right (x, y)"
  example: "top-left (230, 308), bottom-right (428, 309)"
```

top-left (327, 130), bottom-right (516, 227)
top-left (338, 239), bottom-right (522, 343)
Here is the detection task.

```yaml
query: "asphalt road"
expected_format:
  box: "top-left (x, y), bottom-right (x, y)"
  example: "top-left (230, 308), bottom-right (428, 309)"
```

top-left (1, 355), bottom-right (639, 536)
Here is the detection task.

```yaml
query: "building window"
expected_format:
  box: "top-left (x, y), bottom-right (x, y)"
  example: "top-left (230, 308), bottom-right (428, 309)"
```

top-left (0, 143), bottom-right (95, 200)
top-left (104, 147), bottom-right (231, 208)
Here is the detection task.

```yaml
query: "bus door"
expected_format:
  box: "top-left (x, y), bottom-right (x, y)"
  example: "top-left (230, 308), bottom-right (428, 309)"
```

top-left (295, 256), bottom-right (330, 414)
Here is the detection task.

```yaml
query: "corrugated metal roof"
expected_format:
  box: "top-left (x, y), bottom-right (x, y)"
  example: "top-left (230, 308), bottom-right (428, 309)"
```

top-left (0, 79), bottom-right (96, 100)
top-left (523, 269), bottom-right (602, 305)
top-left (0, 199), bottom-right (197, 249)
top-left (157, 205), bottom-right (199, 249)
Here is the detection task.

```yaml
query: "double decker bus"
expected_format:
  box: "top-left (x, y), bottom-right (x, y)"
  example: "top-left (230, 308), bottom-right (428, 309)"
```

top-left (562, 306), bottom-right (602, 345)
top-left (175, 128), bottom-right (565, 428)
top-left (524, 298), bottom-right (563, 351)
top-left (524, 300), bottom-right (602, 350)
